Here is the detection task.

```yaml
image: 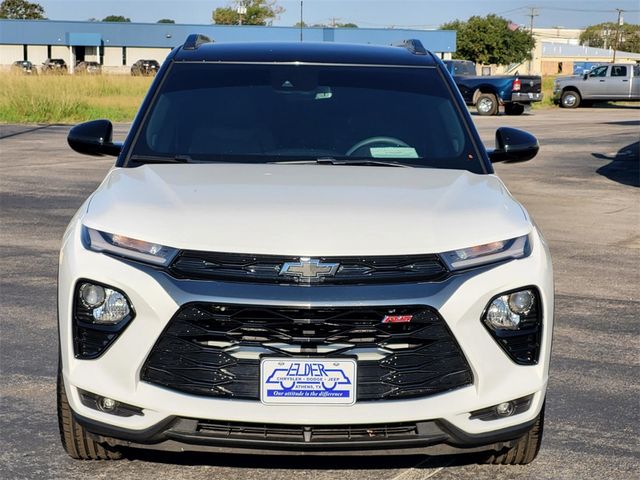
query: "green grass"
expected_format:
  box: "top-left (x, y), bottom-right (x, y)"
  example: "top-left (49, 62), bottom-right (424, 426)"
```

top-left (533, 75), bottom-right (557, 109)
top-left (0, 73), bottom-right (152, 124)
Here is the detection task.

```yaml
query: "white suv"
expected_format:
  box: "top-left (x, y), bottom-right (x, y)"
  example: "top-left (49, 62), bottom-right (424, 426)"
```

top-left (58, 37), bottom-right (553, 465)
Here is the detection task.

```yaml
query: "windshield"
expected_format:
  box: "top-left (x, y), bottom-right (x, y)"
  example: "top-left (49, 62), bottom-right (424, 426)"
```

top-left (130, 62), bottom-right (484, 172)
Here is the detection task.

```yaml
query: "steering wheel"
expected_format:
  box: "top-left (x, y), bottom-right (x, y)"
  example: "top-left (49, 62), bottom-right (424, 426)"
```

top-left (346, 136), bottom-right (410, 156)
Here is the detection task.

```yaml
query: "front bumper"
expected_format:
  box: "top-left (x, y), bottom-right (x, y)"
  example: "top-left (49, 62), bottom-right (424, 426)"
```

top-left (511, 92), bottom-right (543, 104)
top-left (58, 220), bottom-right (553, 452)
top-left (75, 410), bottom-right (538, 456)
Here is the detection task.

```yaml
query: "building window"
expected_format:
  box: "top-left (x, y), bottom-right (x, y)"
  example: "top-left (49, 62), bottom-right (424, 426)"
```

top-left (99, 45), bottom-right (104, 65)
top-left (23, 45), bottom-right (27, 61)
top-left (122, 47), bottom-right (127, 66)
top-left (47, 45), bottom-right (52, 58)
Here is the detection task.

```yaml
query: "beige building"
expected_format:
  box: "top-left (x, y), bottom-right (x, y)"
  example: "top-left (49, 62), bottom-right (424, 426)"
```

top-left (0, 19), bottom-right (457, 74)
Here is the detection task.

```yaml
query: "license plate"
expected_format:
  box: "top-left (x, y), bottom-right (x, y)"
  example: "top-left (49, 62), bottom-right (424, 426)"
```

top-left (260, 358), bottom-right (357, 405)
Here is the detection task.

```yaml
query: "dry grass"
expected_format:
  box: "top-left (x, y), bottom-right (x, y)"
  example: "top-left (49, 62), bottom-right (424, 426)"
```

top-left (0, 72), bottom-right (571, 123)
top-left (0, 72), bottom-right (152, 124)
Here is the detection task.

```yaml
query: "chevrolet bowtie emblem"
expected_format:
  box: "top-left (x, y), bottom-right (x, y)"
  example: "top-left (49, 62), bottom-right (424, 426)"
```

top-left (280, 257), bottom-right (340, 281)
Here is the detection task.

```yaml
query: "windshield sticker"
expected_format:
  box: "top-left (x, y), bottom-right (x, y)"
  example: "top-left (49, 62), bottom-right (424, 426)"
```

top-left (370, 147), bottom-right (419, 158)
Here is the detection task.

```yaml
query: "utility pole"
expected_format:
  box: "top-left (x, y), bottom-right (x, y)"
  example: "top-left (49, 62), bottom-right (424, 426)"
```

top-left (299, 1), bottom-right (303, 42)
top-left (612, 9), bottom-right (624, 63)
top-left (527, 7), bottom-right (539, 75)
top-left (237, 3), bottom-right (247, 26)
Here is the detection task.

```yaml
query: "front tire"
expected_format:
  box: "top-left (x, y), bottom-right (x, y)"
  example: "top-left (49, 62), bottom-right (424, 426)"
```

top-left (560, 90), bottom-right (581, 108)
top-left (482, 404), bottom-right (545, 465)
top-left (476, 93), bottom-right (499, 116)
top-left (57, 365), bottom-right (122, 460)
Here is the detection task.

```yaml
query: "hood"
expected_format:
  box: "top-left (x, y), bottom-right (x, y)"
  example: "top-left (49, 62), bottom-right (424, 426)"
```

top-left (83, 164), bottom-right (531, 256)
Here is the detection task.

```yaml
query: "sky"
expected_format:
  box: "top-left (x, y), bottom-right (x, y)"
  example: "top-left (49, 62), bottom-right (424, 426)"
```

top-left (36, 0), bottom-right (640, 29)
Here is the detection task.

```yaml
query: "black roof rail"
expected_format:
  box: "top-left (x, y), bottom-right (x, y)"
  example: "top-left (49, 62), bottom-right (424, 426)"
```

top-left (183, 34), bottom-right (213, 50)
top-left (392, 39), bottom-right (428, 55)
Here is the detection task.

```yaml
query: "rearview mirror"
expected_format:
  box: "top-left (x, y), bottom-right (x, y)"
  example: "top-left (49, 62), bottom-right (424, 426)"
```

top-left (583, 73), bottom-right (589, 80)
top-left (488, 127), bottom-right (539, 163)
top-left (67, 119), bottom-right (122, 157)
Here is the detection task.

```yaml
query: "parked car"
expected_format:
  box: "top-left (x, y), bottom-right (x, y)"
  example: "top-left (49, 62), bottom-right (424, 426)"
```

top-left (59, 36), bottom-right (553, 465)
top-left (11, 60), bottom-right (36, 74)
top-left (130, 59), bottom-right (160, 76)
top-left (553, 63), bottom-right (640, 108)
top-left (444, 59), bottom-right (543, 116)
top-left (75, 61), bottom-right (102, 75)
top-left (41, 58), bottom-right (68, 74)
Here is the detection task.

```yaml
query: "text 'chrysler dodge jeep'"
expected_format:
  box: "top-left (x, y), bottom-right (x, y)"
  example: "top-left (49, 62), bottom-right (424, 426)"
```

top-left (58, 36), bottom-right (553, 465)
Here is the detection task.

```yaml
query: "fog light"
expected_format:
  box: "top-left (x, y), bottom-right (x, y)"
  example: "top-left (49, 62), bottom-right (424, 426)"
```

top-left (79, 283), bottom-right (105, 308)
top-left (98, 397), bottom-right (117, 412)
top-left (496, 401), bottom-right (516, 417)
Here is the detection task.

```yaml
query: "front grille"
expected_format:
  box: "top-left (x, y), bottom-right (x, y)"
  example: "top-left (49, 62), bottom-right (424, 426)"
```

top-left (169, 251), bottom-right (448, 284)
top-left (141, 303), bottom-right (473, 401)
top-left (195, 419), bottom-right (421, 443)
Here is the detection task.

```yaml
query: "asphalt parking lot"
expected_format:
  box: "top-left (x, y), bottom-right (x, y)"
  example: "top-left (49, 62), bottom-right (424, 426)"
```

top-left (1, 107), bottom-right (639, 479)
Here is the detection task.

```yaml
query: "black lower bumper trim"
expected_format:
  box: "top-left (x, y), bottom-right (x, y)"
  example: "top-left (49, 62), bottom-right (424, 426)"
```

top-left (73, 411), bottom-right (537, 456)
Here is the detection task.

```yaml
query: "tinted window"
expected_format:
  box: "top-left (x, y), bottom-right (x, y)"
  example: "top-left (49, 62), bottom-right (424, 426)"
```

top-left (589, 66), bottom-right (608, 77)
top-left (451, 61), bottom-right (476, 76)
top-left (611, 65), bottom-right (627, 77)
top-left (131, 63), bottom-right (483, 173)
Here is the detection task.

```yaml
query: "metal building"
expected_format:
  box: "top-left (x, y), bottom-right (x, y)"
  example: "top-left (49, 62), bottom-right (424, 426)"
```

top-left (0, 19), bottom-right (456, 73)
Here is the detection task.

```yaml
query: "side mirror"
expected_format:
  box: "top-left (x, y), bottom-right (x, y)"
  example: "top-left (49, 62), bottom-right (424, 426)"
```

top-left (67, 119), bottom-right (122, 157)
top-left (488, 127), bottom-right (539, 163)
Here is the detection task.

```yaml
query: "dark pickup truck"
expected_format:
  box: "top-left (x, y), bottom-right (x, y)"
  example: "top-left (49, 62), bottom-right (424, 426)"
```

top-left (444, 60), bottom-right (543, 116)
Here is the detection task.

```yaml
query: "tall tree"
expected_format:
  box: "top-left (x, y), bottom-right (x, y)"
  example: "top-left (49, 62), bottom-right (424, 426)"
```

top-left (102, 15), bottom-right (131, 22)
top-left (157, 18), bottom-right (175, 23)
top-left (580, 22), bottom-right (640, 53)
top-left (441, 14), bottom-right (535, 65)
top-left (0, 0), bottom-right (45, 19)
top-left (212, 0), bottom-right (283, 26)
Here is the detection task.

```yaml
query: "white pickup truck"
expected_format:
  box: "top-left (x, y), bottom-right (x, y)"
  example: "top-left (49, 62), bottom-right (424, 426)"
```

top-left (554, 63), bottom-right (640, 108)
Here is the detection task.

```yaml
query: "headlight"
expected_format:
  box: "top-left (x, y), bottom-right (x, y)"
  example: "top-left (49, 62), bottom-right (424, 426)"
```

top-left (79, 282), bottom-right (130, 324)
top-left (82, 226), bottom-right (177, 266)
top-left (440, 235), bottom-right (530, 271)
top-left (74, 281), bottom-right (135, 359)
top-left (485, 289), bottom-right (535, 330)
top-left (482, 287), bottom-right (542, 365)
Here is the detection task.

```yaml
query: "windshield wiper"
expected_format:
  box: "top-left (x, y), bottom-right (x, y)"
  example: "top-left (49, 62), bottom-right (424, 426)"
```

top-left (269, 158), bottom-right (413, 168)
top-left (129, 154), bottom-right (197, 164)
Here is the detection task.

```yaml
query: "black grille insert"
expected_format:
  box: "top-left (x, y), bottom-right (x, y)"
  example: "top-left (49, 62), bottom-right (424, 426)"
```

top-left (141, 303), bottom-right (473, 401)
top-left (195, 419), bottom-right (421, 443)
top-left (169, 251), bottom-right (448, 284)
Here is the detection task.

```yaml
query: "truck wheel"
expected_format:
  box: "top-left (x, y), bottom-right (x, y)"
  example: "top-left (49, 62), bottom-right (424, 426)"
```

top-left (57, 364), bottom-right (122, 460)
top-left (560, 90), bottom-right (581, 108)
top-left (504, 103), bottom-right (525, 115)
top-left (482, 404), bottom-right (545, 465)
top-left (476, 93), bottom-right (498, 116)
